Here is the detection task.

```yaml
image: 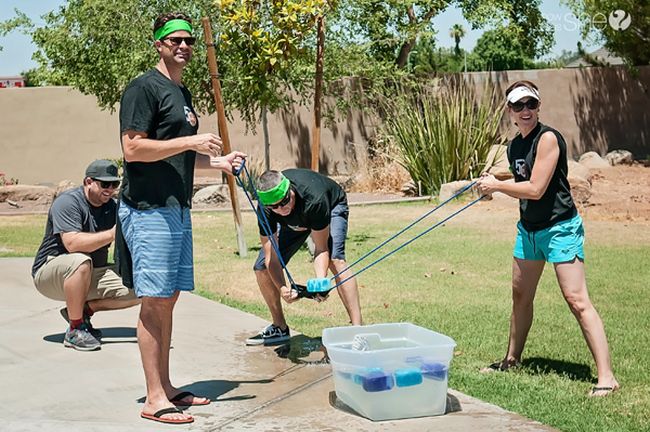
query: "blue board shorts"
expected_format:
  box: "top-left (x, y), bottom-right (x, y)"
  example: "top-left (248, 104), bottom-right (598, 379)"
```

top-left (118, 203), bottom-right (194, 298)
top-left (253, 201), bottom-right (349, 271)
top-left (514, 214), bottom-right (585, 263)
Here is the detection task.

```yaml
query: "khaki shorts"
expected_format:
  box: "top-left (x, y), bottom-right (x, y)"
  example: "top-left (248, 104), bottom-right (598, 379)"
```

top-left (33, 253), bottom-right (137, 302)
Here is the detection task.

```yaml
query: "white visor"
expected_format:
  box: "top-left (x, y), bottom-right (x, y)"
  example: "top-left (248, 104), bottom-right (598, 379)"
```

top-left (507, 86), bottom-right (540, 104)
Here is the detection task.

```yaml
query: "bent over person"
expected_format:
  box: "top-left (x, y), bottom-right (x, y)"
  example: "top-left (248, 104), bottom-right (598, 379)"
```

top-left (32, 159), bottom-right (139, 352)
top-left (246, 169), bottom-right (362, 346)
top-left (476, 80), bottom-right (619, 397)
top-left (117, 11), bottom-right (245, 425)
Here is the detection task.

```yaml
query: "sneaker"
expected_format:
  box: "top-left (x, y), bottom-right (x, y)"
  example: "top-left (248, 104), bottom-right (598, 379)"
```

top-left (63, 325), bottom-right (101, 351)
top-left (60, 307), bottom-right (102, 339)
top-left (245, 324), bottom-right (290, 346)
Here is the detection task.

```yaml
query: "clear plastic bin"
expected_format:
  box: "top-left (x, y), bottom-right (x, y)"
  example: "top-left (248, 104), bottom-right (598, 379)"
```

top-left (323, 323), bottom-right (456, 421)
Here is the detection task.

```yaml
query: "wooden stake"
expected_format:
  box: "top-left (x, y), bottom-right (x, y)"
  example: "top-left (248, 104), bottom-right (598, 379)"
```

top-left (202, 17), bottom-right (247, 257)
top-left (310, 15), bottom-right (325, 172)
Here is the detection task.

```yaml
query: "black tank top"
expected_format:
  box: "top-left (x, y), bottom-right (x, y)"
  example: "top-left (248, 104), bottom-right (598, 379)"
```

top-left (507, 122), bottom-right (576, 231)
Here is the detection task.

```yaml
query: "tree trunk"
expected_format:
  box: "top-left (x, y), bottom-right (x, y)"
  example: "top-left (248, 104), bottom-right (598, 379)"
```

top-left (262, 105), bottom-right (270, 171)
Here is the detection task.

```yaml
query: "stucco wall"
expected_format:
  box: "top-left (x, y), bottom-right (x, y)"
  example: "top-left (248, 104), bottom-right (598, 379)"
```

top-left (0, 87), bottom-right (371, 185)
top-left (467, 66), bottom-right (650, 160)
top-left (1, 66), bottom-right (648, 185)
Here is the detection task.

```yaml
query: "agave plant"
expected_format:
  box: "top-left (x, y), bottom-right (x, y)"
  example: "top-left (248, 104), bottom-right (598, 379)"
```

top-left (378, 77), bottom-right (506, 195)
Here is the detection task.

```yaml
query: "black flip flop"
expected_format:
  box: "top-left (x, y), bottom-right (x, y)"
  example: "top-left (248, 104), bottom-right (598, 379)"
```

top-left (481, 360), bottom-right (520, 372)
top-left (170, 391), bottom-right (211, 406)
top-left (141, 406), bottom-right (193, 424)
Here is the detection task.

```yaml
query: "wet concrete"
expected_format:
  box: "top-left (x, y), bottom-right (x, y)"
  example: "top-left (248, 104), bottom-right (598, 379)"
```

top-left (0, 258), bottom-right (556, 431)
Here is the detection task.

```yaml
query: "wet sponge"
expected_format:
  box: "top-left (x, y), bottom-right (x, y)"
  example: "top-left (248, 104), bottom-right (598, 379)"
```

top-left (307, 278), bottom-right (331, 293)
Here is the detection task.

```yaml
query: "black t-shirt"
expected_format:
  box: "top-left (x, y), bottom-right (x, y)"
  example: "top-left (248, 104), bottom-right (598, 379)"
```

top-left (257, 169), bottom-right (347, 235)
top-left (119, 68), bottom-right (199, 209)
top-left (32, 187), bottom-right (117, 277)
top-left (507, 122), bottom-right (576, 231)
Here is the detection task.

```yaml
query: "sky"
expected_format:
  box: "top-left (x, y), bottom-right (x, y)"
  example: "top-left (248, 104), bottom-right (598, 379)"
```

top-left (0, 0), bottom-right (600, 76)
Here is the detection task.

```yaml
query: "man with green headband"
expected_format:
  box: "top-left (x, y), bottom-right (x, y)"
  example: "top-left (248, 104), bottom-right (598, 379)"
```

top-left (245, 169), bottom-right (362, 346)
top-left (117, 11), bottom-right (246, 425)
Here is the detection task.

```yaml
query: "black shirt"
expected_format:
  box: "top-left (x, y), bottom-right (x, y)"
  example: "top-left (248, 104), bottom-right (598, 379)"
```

top-left (119, 68), bottom-right (199, 209)
top-left (258, 169), bottom-right (347, 235)
top-left (32, 187), bottom-right (116, 277)
top-left (507, 122), bottom-right (576, 231)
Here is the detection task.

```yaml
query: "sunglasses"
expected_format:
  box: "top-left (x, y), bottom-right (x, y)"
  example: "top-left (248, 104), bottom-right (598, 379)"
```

top-left (94, 179), bottom-right (120, 189)
top-left (268, 190), bottom-right (291, 210)
top-left (163, 36), bottom-right (196, 46)
top-left (509, 99), bottom-right (539, 112)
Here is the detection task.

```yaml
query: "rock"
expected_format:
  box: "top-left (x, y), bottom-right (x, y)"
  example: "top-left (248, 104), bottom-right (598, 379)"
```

top-left (605, 150), bottom-right (634, 166)
top-left (485, 145), bottom-right (513, 180)
top-left (192, 184), bottom-right (230, 205)
top-left (0, 185), bottom-right (54, 203)
top-left (578, 151), bottom-right (610, 169)
top-left (54, 180), bottom-right (77, 198)
top-left (568, 160), bottom-right (592, 184)
top-left (438, 180), bottom-right (477, 202)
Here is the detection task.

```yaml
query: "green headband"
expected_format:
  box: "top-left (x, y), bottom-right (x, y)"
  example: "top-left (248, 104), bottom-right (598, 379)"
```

top-left (154, 19), bottom-right (193, 41)
top-left (257, 176), bottom-right (291, 206)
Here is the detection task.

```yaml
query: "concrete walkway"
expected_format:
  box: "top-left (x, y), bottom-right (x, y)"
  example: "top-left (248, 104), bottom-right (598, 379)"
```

top-left (0, 258), bottom-right (556, 431)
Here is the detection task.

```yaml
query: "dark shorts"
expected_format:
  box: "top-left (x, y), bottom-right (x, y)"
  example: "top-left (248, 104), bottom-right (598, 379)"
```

top-left (253, 201), bottom-right (349, 271)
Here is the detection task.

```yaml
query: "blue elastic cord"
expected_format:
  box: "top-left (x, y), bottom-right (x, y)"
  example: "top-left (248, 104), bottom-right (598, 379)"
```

top-left (330, 194), bottom-right (486, 290)
top-left (234, 162), bottom-right (297, 287)
top-left (330, 180), bottom-right (478, 282)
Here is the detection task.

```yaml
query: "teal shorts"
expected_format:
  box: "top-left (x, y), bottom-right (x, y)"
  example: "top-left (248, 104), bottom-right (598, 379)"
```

top-left (514, 214), bottom-right (585, 263)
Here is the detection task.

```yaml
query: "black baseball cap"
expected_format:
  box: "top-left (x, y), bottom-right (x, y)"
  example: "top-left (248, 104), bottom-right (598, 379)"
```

top-left (85, 159), bottom-right (120, 181)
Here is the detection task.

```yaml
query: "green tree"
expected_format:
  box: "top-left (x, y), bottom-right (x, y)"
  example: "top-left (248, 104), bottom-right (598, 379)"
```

top-left (334, 0), bottom-right (554, 69)
top-left (217, 0), bottom-right (332, 169)
top-left (468, 27), bottom-right (534, 71)
top-left (449, 23), bottom-right (465, 56)
top-left (566, 1), bottom-right (649, 66)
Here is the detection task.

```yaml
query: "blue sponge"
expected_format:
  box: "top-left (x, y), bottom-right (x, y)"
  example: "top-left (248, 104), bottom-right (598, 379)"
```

top-left (421, 362), bottom-right (448, 381)
top-left (395, 368), bottom-right (423, 387)
top-left (307, 278), bottom-right (331, 293)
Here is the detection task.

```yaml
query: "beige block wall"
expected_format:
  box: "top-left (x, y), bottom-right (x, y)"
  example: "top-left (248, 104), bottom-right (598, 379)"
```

top-left (468, 66), bottom-right (650, 159)
top-left (0, 87), bottom-right (371, 185)
top-left (1, 66), bottom-right (648, 185)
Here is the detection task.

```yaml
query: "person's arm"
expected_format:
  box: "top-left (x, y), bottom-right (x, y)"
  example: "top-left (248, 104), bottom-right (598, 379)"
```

top-left (60, 228), bottom-right (115, 254)
top-left (121, 130), bottom-right (223, 163)
top-left (209, 151), bottom-right (247, 175)
top-left (478, 131), bottom-right (559, 200)
top-left (261, 235), bottom-right (298, 303)
top-left (310, 226), bottom-right (331, 279)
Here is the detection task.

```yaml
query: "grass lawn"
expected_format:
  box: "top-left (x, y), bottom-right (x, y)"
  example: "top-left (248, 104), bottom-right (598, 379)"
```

top-left (1, 202), bottom-right (648, 432)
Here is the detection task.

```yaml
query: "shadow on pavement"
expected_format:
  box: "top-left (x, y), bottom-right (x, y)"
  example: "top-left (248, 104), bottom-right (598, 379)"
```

top-left (43, 327), bottom-right (137, 344)
top-left (328, 391), bottom-right (462, 419)
top-left (135, 378), bottom-right (275, 404)
top-left (274, 334), bottom-right (329, 365)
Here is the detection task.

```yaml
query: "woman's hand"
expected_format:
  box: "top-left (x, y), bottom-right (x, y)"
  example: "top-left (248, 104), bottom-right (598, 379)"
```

top-left (476, 173), bottom-right (498, 198)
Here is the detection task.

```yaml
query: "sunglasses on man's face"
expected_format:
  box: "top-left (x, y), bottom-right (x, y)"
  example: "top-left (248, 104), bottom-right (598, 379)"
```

top-left (94, 179), bottom-right (120, 189)
top-left (268, 191), bottom-right (291, 210)
top-left (509, 99), bottom-right (539, 112)
top-left (163, 36), bottom-right (196, 46)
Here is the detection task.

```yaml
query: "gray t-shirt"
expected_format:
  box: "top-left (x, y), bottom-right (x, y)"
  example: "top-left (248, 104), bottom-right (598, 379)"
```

top-left (32, 187), bottom-right (117, 277)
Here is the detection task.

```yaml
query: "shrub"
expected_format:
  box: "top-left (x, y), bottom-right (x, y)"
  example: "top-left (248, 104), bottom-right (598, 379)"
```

top-left (378, 77), bottom-right (506, 195)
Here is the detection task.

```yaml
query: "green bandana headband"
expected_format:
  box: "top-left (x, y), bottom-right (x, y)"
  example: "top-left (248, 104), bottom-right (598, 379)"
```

top-left (257, 176), bottom-right (291, 206)
top-left (154, 19), bottom-right (193, 41)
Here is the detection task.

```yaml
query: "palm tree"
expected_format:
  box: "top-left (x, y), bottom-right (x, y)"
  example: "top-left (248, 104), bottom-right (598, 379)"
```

top-left (449, 24), bottom-right (466, 57)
